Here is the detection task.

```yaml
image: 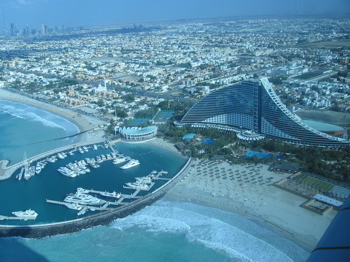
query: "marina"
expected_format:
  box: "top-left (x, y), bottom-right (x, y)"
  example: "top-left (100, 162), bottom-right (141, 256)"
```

top-left (44, 170), bottom-right (169, 216)
top-left (0, 140), bottom-right (190, 234)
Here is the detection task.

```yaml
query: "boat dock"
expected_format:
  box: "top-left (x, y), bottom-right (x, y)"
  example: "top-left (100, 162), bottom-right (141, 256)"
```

top-left (79, 189), bottom-right (123, 199)
top-left (153, 177), bottom-right (171, 181)
top-left (0, 139), bottom-right (108, 180)
top-left (46, 199), bottom-right (117, 216)
top-left (123, 182), bottom-right (155, 191)
top-left (107, 140), bottom-right (117, 154)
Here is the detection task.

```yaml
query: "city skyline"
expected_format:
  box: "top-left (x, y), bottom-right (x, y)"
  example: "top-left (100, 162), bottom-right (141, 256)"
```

top-left (1, 0), bottom-right (350, 31)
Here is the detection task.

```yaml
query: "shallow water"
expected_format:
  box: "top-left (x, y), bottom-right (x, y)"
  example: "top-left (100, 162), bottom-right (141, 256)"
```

top-left (0, 99), bottom-right (79, 164)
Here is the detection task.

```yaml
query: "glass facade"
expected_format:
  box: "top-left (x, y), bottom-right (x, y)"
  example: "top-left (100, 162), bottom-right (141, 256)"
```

top-left (181, 79), bottom-right (349, 147)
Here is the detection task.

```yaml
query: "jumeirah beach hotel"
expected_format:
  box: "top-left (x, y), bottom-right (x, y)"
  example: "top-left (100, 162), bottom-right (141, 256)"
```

top-left (179, 78), bottom-right (349, 148)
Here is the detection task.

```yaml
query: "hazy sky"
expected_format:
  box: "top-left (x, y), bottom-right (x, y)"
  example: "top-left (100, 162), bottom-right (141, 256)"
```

top-left (1, 0), bottom-right (349, 30)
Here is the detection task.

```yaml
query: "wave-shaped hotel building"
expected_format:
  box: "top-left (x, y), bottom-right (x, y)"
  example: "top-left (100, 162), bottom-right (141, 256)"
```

top-left (180, 78), bottom-right (349, 148)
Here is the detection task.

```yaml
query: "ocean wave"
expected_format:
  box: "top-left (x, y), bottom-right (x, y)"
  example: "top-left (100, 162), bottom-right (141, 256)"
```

top-left (111, 200), bottom-right (309, 262)
top-left (0, 100), bottom-right (79, 135)
top-left (113, 214), bottom-right (191, 234)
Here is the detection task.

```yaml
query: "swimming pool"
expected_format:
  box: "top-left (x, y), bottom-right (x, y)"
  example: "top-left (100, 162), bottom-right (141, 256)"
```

top-left (246, 151), bottom-right (282, 159)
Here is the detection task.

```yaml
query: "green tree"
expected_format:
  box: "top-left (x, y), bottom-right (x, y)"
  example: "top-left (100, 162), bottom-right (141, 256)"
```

top-left (122, 94), bottom-right (135, 103)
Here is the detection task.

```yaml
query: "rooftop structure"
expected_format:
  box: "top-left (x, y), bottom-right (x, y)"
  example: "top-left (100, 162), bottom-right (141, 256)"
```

top-left (180, 79), bottom-right (349, 148)
top-left (119, 126), bottom-right (157, 141)
top-left (303, 120), bottom-right (347, 139)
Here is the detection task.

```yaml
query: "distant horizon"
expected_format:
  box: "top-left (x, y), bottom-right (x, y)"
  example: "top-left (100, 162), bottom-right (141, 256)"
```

top-left (1, 0), bottom-right (350, 32)
top-left (2, 12), bottom-right (350, 34)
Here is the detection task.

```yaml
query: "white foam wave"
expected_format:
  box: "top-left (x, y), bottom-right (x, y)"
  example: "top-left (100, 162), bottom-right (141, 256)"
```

top-left (113, 214), bottom-right (191, 234)
top-left (111, 200), bottom-right (308, 262)
top-left (0, 100), bottom-right (79, 135)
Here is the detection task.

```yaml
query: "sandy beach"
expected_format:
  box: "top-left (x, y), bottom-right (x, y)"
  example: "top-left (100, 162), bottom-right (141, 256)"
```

top-left (0, 88), bottom-right (335, 252)
top-left (137, 136), bottom-right (336, 252)
top-left (0, 88), bottom-right (106, 142)
top-left (164, 157), bottom-right (336, 252)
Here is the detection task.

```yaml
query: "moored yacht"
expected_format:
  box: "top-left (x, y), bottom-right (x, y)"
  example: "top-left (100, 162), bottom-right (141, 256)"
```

top-left (100, 191), bottom-right (122, 198)
top-left (35, 162), bottom-right (45, 174)
top-left (64, 203), bottom-right (83, 211)
top-left (64, 193), bottom-right (106, 206)
top-left (12, 209), bottom-right (38, 220)
top-left (120, 159), bottom-right (140, 169)
top-left (113, 156), bottom-right (128, 165)
top-left (124, 182), bottom-right (150, 190)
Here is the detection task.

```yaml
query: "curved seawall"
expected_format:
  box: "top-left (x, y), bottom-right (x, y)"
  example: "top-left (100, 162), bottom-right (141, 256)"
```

top-left (0, 157), bottom-right (192, 238)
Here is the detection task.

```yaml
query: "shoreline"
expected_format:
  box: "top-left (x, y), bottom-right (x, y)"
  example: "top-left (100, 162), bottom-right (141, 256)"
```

top-left (164, 158), bottom-right (336, 253)
top-left (0, 88), bottom-right (106, 143)
top-left (0, 88), bottom-right (334, 253)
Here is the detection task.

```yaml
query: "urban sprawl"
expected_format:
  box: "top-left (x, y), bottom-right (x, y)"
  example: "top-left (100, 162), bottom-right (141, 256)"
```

top-left (1, 17), bottom-right (350, 123)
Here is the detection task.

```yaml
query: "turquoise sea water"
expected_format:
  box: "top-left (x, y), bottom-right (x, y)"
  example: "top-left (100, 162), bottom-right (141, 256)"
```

top-left (0, 99), bottom-right (79, 164)
top-left (0, 100), bottom-right (310, 262)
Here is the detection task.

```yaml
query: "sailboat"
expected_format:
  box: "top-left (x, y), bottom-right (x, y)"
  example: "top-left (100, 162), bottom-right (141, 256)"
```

top-left (16, 167), bottom-right (24, 180)
top-left (23, 152), bottom-right (35, 180)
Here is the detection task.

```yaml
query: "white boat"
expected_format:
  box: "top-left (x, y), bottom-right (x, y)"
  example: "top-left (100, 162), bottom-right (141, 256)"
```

top-left (64, 203), bottom-right (83, 211)
top-left (57, 167), bottom-right (78, 178)
top-left (57, 152), bottom-right (65, 159)
top-left (64, 193), bottom-right (106, 205)
top-left (93, 144), bottom-right (98, 150)
top-left (12, 209), bottom-right (38, 220)
top-left (46, 155), bottom-right (57, 163)
top-left (24, 166), bottom-right (35, 180)
top-left (124, 182), bottom-right (149, 190)
top-left (100, 191), bottom-right (122, 198)
top-left (35, 162), bottom-right (43, 174)
top-left (135, 176), bottom-right (153, 184)
top-left (77, 187), bottom-right (90, 194)
top-left (17, 167), bottom-right (24, 180)
top-left (113, 157), bottom-right (128, 165)
top-left (120, 159), bottom-right (140, 169)
top-left (89, 162), bottom-right (100, 169)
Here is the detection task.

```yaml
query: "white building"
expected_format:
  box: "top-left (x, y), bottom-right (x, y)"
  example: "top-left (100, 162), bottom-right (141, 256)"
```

top-left (119, 126), bottom-right (157, 141)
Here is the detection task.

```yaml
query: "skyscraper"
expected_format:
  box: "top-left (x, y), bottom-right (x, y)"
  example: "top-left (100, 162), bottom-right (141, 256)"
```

top-left (10, 23), bottom-right (16, 36)
top-left (41, 23), bottom-right (46, 35)
top-left (180, 78), bottom-right (349, 147)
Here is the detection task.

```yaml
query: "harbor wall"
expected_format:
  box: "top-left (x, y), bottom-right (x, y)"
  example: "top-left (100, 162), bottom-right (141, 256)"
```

top-left (0, 157), bottom-right (192, 238)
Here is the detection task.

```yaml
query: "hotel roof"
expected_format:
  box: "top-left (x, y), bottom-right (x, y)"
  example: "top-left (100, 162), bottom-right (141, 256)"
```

top-left (119, 126), bottom-right (157, 135)
top-left (303, 120), bottom-right (345, 132)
